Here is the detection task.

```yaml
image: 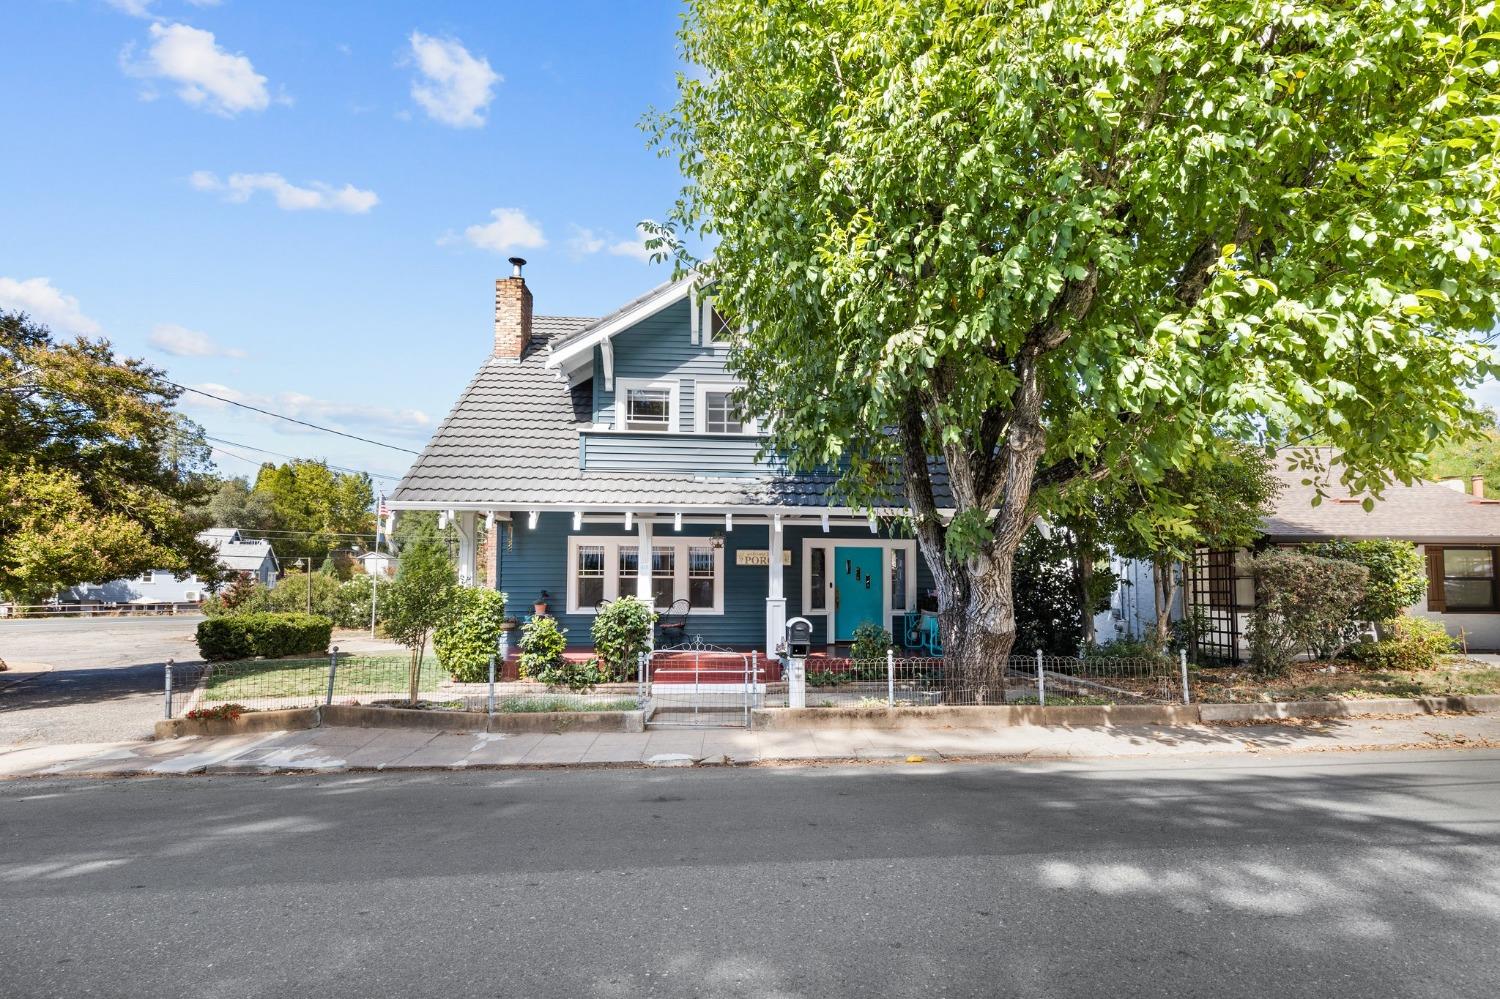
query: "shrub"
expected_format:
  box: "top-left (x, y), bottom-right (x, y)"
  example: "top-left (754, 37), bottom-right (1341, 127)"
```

top-left (591, 596), bottom-right (656, 682)
top-left (1082, 637), bottom-right (1169, 663)
top-left (185, 703), bottom-right (247, 720)
top-left (382, 537), bottom-right (459, 704)
top-left (195, 612), bottom-right (334, 661)
top-left (433, 588), bottom-right (508, 683)
top-left (1302, 539), bottom-right (1427, 624)
top-left (330, 574), bottom-right (379, 630)
top-left (1247, 550), bottom-right (1368, 675)
top-left (518, 615), bottom-right (568, 681)
top-left (849, 622), bottom-right (893, 661)
top-left (1351, 617), bottom-right (1458, 671)
top-left (806, 668), bottom-right (845, 687)
top-left (534, 657), bottom-right (604, 693)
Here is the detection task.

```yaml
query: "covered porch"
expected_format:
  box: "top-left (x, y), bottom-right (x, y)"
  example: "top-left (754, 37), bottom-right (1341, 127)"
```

top-left (427, 504), bottom-right (936, 660)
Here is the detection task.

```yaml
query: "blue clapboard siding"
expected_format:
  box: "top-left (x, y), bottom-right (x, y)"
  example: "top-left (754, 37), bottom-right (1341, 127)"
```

top-left (496, 512), bottom-right (934, 650)
top-left (580, 430), bottom-right (785, 476)
top-left (592, 298), bottom-right (734, 431)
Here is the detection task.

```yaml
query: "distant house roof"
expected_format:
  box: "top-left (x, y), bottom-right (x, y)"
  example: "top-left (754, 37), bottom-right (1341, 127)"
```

top-left (197, 528), bottom-right (241, 550)
top-left (389, 316), bottom-right (881, 510)
top-left (217, 539), bottom-right (278, 573)
top-left (1264, 454), bottom-right (1500, 544)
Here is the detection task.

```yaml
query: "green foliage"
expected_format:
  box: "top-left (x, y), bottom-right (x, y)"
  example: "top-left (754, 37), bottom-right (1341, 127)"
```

top-left (849, 622), bottom-right (893, 660)
top-left (806, 669), bottom-right (846, 688)
top-left (1302, 539), bottom-right (1428, 624)
top-left (200, 571), bottom-right (378, 630)
top-left (381, 537), bottom-right (459, 703)
top-left (534, 658), bottom-right (605, 694)
top-left (1247, 551), bottom-right (1368, 675)
top-left (517, 615), bottom-right (568, 681)
top-left (1012, 528), bottom-right (1094, 655)
top-left (590, 596), bottom-right (655, 682)
top-left (651, 0), bottom-right (1500, 676)
top-left (1082, 637), bottom-right (1170, 664)
top-left (0, 311), bottom-right (219, 603)
top-left (434, 588), bottom-right (508, 683)
top-left (1429, 424), bottom-right (1500, 497)
top-left (329, 574), bottom-right (378, 630)
top-left (250, 460), bottom-right (374, 564)
top-left (1351, 617), bottom-right (1458, 671)
top-left (203, 477), bottom-right (276, 534)
top-left (195, 612), bottom-right (333, 661)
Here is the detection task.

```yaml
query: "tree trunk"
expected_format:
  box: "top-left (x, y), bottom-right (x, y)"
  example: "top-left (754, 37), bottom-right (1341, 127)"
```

top-left (407, 642), bottom-right (424, 704)
top-left (934, 541), bottom-right (1017, 701)
top-left (1152, 556), bottom-right (1177, 649)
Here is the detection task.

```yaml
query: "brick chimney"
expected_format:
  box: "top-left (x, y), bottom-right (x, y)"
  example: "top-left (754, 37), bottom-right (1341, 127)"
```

top-left (493, 257), bottom-right (533, 359)
top-left (1473, 474), bottom-right (1486, 499)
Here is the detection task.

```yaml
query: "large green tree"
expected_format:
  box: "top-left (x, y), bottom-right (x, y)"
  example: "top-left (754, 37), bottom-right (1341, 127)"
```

top-left (653, 0), bottom-right (1500, 682)
top-left (0, 311), bottom-right (219, 606)
top-left (250, 460), bottom-right (375, 564)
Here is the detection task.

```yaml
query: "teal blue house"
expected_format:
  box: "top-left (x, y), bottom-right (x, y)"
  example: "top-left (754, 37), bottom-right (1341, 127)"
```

top-left (389, 260), bottom-right (941, 656)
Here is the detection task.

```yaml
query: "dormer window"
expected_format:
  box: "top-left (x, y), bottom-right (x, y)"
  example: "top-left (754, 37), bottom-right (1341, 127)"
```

top-left (617, 379), bottom-right (677, 432)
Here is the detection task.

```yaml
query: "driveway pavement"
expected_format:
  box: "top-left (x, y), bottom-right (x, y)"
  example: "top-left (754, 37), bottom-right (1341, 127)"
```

top-left (2, 751), bottom-right (1497, 998)
top-left (0, 617), bottom-right (398, 746)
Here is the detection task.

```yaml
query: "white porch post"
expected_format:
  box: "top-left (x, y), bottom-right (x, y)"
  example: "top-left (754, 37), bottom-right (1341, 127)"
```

top-left (635, 516), bottom-right (654, 606)
top-left (454, 510), bottom-right (478, 587)
top-left (765, 514), bottom-right (787, 658)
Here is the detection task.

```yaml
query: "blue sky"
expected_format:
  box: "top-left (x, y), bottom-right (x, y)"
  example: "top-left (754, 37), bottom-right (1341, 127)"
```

top-left (1, 0), bottom-right (690, 488)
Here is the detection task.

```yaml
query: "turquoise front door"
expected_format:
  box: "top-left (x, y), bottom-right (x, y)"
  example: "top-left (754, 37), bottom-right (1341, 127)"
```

top-left (834, 546), bottom-right (883, 643)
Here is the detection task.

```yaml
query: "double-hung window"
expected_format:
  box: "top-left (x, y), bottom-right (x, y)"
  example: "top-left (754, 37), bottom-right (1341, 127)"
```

top-left (694, 382), bottom-right (754, 434)
top-left (566, 537), bottom-right (723, 615)
top-left (617, 379), bottom-right (677, 432)
top-left (1442, 548), bottom-right (1498, 611)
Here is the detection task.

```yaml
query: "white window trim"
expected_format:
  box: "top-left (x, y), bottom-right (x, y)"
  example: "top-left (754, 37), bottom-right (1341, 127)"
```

top-left (800, 537), bottom-right (919, 643)
top-left (566, 535), bottom-right (724, 615)
top-left (692, 380), bottom-right (757, 435)
top-left (614, 378), bottom-right (680, 433)
top-left (700, 297), bottom-right (727, 350)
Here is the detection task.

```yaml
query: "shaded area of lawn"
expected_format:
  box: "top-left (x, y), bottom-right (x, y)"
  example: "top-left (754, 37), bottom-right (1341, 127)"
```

top-left (1194, 658), bottom-right (1500, 703)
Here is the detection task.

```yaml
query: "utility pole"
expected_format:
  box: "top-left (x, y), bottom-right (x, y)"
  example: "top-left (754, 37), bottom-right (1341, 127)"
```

top-left (303, 557), bottom-right (312, 615)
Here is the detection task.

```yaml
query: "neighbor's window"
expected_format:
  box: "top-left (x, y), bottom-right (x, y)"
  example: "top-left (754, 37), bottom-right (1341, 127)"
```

top-left (651, 546), bottom-right (676, 607)
top-left (576, 545), bottom-right (605, 608)
top-left (623, 384), bottom-right (673, 432)
top-left (688, 546), bottom-right (717, 608)
top-left (1443, 548), bottom-right (1497, 611)
top-left (809, 548), bottom-right (826, 611)
top-left (702, 389), bottom-right (745, 434)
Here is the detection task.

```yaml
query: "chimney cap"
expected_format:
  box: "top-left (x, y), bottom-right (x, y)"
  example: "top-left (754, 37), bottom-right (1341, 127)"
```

top-left (507, 257), bottom-right (527, 278)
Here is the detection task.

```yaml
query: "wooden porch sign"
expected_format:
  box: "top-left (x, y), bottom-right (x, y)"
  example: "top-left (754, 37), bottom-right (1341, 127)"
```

top-left (736, 549), bottom-right (792, 567)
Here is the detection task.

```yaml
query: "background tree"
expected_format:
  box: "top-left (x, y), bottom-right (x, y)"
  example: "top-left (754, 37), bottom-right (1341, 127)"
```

top-left (652, 0), bottom-right (1499, 681)
top-left (203, 476), bottom-right (277, 534)
top-left (0, 310), bottom-right (219, 606)
top-left (250, 460), bottom-right (375, 563)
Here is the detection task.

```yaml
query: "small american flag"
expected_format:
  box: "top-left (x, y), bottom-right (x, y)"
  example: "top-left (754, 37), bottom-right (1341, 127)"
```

top-left (376, 494), bottom-right (390, 545)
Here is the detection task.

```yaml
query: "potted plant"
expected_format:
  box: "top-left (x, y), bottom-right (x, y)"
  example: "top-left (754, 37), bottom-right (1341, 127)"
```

top-left (500, 616), bottom-right (520, 632)
top-left (533, 590), bottom-right (550, 616)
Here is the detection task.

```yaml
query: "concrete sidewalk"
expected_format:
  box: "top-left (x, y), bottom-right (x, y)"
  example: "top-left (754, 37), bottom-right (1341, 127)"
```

top-left (3, 711), bottom-right (1500, 777)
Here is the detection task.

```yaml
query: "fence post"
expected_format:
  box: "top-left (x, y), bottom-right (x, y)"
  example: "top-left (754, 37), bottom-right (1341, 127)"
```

top-left (1035, 649), bottom-right (1046, 707)
top-left (163, 658), bottom-right (174, 719)
top-left (325, 646), bottom-right (339, 706)
top-left (487, 651), bottom-right (497, 715)
top-left (887, 648), bottom-right (895, 707)
top-left (1179, 648), bottom-right (1191, 705)
top-left (637, 650), bottom-right (647, 701)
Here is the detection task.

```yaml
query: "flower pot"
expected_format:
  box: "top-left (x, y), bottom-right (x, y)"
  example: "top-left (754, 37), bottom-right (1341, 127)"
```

top-left (533, 603), bottom-right (548, 616)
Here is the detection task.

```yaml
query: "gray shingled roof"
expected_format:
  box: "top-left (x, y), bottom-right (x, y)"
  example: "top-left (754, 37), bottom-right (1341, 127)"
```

top-left (1264, 454), bottom-right (1500, 543)
top-left (390, 315), bottom-right (867, 508)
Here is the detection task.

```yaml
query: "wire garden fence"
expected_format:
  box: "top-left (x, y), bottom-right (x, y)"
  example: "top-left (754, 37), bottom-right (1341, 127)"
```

top-left (796, 650), bottom-right (1193, 708)
top-left (163, 648), bottom-right (643, 719)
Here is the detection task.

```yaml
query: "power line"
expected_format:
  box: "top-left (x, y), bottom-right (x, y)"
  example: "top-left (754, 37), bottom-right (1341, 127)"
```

top-left (202, 435), bottom-right (404, 481)
top-left (169, 381), bottom-right (423, 455)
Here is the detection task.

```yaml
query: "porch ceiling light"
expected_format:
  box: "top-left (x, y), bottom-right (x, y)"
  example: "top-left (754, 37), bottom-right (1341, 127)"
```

top-left (527, 510), bottom-right (539, 530)
top-left (674, 511), bottom-right (683, 532)
top-left (624, 510), bottom-right (634, 530)
top-left (821, 511), bottom-right (830, 533)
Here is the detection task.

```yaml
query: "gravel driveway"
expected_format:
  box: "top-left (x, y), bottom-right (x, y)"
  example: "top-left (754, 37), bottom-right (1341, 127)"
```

top-left (0, 616), bottom-right (399, 746)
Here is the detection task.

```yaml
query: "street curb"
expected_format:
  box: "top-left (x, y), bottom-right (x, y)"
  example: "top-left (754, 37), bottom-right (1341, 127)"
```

top-left (751, 704), bottom-right (1205, 730)
top-left (154, 704), bottom-right (647, 740)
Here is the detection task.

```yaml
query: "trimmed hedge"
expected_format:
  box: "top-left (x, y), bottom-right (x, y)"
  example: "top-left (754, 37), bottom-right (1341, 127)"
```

top-left (196, 612), bottom-right (334, 662)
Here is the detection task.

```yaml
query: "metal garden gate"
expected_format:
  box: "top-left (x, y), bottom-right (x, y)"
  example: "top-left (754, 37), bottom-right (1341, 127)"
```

top-left (643, 640), bottom-right (764, 728)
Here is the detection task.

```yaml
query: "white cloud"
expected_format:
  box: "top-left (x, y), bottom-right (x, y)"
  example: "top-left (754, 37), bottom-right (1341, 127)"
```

top-left (183, 382), bottom-right (433, 440)
top-left (459, 208), bottom-right (546, 253)
top-left (607, 224), bottom-right (660, 263)
top-left (0, 277), bottom-right (101, 335)
top-left (406, 31), bottom-right (500, 128)
top-left (566, 225), bottom-right (606, 258)
top-left (109, 0), bottom-right (224, 13)
top-left (122, 22), bottom-right (271, 117)
top-left (148, 324), bottom-right (246, 359)
top-left (191, 171), bottom-right (379, 213)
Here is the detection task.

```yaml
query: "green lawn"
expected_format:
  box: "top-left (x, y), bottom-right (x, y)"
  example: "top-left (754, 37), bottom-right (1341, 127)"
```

top-left (201, 655), bottom-right (437, 704)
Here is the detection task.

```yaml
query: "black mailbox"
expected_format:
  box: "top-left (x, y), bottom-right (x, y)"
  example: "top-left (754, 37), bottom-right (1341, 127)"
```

top-left (786, 617), bottom-right (813, 658)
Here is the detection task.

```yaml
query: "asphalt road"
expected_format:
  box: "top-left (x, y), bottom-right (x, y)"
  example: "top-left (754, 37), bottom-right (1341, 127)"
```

top-left (2, 752), bottom-right (1497, 998)
top-left (0, 617), bottom-right (205, 745)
